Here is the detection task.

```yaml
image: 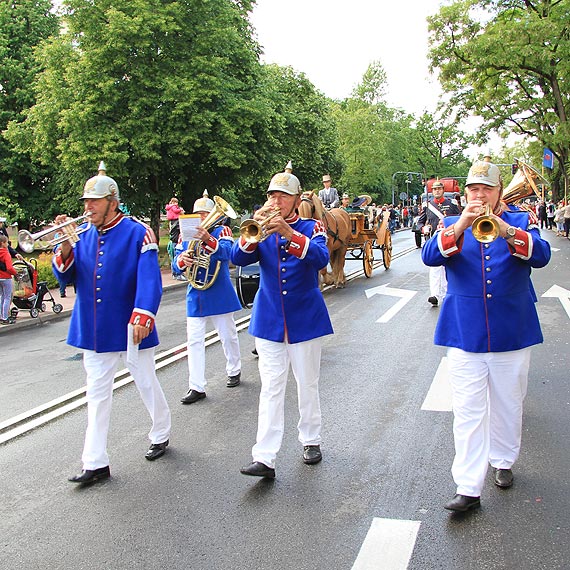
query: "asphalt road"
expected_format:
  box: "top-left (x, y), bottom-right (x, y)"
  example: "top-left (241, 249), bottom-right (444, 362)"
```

top-left (1, 229), bottom-right (569, 570)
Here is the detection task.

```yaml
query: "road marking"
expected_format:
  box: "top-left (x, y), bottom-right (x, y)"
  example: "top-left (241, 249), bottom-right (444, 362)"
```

top-left (365, 283), bottom-right (418, 323)
top-left (421, 357), bottom-right (453, 412)
top-left (541, 284), bottom-right (570, 320)
top-left (352, 518), bottom-right (421, 570)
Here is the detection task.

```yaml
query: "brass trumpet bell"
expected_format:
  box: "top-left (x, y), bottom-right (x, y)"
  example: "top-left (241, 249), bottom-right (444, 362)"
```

top-left (18, 213), bottom-right (92, 253)
top-left (239, 209), bottom-right (280, 244)
top-left (472, 204), bottom-right (500, 243)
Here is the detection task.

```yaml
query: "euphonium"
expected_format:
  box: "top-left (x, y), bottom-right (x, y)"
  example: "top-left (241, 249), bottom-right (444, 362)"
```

top-left (239, 208), bottom-right (280, 243)
top-left (186, 196), bottom-right (237, 290)
top-left (472, 204), bottom-right (501, 243)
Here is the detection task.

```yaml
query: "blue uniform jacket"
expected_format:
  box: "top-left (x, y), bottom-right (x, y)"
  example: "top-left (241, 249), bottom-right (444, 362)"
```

top-left (173, 225), bottom-right (241, 317)
top-left (53, 215), bottom-right (162, 352)
top-left (230, 216), bottom-right (333, 344)
top-left (421, 210), bottom-right (551, 353)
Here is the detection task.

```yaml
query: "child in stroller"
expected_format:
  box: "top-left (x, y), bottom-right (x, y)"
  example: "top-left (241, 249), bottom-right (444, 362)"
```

top-left (11, 259), bottom-right (64, 319)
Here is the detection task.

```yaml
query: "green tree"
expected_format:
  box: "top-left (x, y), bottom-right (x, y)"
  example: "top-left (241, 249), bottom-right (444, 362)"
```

top-left (7, 0), bottom-right (267, 235)
top-left (428, 0), bottom-right (570, 198)
top-left (0, 0), bottom-right (59, 225)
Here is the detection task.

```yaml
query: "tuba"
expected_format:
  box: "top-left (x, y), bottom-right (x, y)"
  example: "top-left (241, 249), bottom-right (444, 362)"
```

top-left (186, 196), bottom-right (237, 290)
top-left (472, 158), bottom-right (548, 243)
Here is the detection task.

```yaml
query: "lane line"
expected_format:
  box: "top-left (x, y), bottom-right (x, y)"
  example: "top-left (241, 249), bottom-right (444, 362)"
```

top-left (421, 356), bottom-right (452, 412)
top-left (351, 518), bottom-right (421, 570)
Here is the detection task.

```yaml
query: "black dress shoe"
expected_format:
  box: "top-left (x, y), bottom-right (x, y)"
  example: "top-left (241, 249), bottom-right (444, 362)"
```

top-left (226, 373), bottom-right (241, 388)
top-left (145, 440), bottom-right (169, 461)
top-left (303, 445), bottom-right (322, 465)
top-left (494, 468), bottom-right (514, 488)
top-left (68, 466), bottom-right (110, 484)
top-left (444, 494), bottom-right (481, 512)
top-left (428, 296), bottom-right (438, 306)
top-left (180, 389), bottom-right (206, 404)
top-left (240, 461), bottom-right (275, 478)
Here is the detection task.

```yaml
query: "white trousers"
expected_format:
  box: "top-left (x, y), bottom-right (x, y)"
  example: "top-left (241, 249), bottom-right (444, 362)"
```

top-left (429, 265), bottom-right (447, 302)
top-left (81, 349), bottom-right (171, 470)
top-left (186, 313), bottom-right (241, 392)
top-left (252, 337), bottom-right (322, 468)
top-left (447, 346), bottom-right (531, 497)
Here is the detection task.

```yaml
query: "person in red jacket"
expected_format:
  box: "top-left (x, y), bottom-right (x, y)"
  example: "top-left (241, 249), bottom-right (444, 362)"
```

top-left (0, 234), bottom-right (18, 324)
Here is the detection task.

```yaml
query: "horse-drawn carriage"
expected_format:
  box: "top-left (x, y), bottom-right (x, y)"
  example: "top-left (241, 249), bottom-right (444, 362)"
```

top-left (345, 206), bottom-right (392, 277)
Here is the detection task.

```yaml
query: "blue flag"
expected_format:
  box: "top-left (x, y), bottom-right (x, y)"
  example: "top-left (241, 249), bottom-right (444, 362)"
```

top-left (543, 148), bottom-right (554, 169)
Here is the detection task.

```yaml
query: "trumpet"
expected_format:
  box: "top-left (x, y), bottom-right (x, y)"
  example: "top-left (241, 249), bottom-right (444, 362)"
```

top-left (18, 213), bottom-right (92, 253)
top-left (239, 208), bottom-right (280, 243)
top-left (471, 204), bottom-right (500, 243)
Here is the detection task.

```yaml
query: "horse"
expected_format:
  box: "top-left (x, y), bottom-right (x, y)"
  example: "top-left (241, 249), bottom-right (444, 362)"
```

top-left (298, 190), bottom-right (351, 288)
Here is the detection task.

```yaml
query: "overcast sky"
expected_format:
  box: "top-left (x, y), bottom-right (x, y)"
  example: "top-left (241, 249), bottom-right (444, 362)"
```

top-left (250, 0), bottom-right (445, 116)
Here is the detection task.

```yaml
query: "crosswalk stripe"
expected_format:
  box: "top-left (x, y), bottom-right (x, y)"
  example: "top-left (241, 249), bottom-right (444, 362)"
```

top-left (352, 518), bottom-right (421, 570)
top-left (421, 356), bottom-right (453, 412)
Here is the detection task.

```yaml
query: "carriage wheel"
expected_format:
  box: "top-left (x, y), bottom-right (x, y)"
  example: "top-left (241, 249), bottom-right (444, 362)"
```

top-left (30, 308), bottom-right (40, 318)
top-left (53, 304), bottom-right (63, 314)
top-left (382, 231), bottom-right (393, 269)
top-left (41, 302), bottom-right (47, 312)
top-left (363, 240), bottom-right (374, 278)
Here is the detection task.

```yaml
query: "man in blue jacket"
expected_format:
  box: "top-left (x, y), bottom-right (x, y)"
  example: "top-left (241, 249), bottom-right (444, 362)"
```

top-left (53, 162), bottom-right (171, 485)
top-left (172, 190), bottom-right (242, 404)
top-left (231, 163), bottom-right (333, 478)
top-left (422, 159), bottom-right (551, 512)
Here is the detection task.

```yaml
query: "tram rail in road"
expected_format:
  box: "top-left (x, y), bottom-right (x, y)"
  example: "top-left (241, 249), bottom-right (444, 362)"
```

top-left (0, 245), bottom-right (418, 445)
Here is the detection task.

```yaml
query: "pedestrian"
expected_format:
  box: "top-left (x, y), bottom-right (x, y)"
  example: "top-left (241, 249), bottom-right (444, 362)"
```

top-left (173, 191), bottom-right (242, 405)
top-left (318, 174), bottom-right (340, 209)
top-left (417, 179), bottom-right (461, 306)
top-left (554, 202), bottom-right (565, 236)
top-left (537, 200), bottom-right (547, 229)
top-left (340, 193), bottom-right (351, 210)
top-left (422, 160), bottom-right (551, 512)
top-left (0, 234), bottom-right (18, 325)
top-left (563, 201), bottom-right (570, 238)
top-left (546, 200), bottom-right (555, 230)
top-left (231, 163), bottom-right (333, 478)
top-left (165, 197), bottom-right (186, 281)
top-left (53, 162), bottom-right (171, 485)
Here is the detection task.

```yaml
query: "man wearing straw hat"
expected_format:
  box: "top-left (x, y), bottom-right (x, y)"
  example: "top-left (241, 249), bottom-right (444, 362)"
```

top-left (318, 174), bottom-right (340, 209)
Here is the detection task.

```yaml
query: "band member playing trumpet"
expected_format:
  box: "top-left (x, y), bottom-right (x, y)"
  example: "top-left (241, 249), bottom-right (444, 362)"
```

top-left (417, 179), bottom-right (460, 306)
top-left (173, 190), bottom-right (242, 405)
top-left (231, 163), bottom-right (333, 479)
top-left (52, 162), bottom-right (171, 485)
top-left (422, 160), bottom-right (551, 512)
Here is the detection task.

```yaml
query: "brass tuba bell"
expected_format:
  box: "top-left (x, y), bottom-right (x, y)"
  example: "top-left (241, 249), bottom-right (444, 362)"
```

top-left (502, 158), bottom-right (548, 205)
top-left (186, 196), bottom-right (237, 290)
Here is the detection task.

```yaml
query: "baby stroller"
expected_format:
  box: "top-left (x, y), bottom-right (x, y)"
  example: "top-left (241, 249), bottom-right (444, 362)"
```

top-left (11, 259), bottom-right (63, 319)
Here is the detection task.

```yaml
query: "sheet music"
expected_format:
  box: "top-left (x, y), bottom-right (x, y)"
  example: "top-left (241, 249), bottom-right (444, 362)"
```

top-left (179, 214), bottom-right (202, 241)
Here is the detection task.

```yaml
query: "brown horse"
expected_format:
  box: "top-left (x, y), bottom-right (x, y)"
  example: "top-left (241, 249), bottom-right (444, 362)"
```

top-left (298, 191), bottom-right (351, 288)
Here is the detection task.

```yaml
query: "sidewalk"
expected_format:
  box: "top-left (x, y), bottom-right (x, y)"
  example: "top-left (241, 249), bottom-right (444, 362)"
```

top-left (0, 269), bottom-right (188, 335)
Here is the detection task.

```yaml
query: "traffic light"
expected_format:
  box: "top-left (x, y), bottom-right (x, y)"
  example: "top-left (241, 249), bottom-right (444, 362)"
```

top-left (511, 163), bottom-right (518, 175)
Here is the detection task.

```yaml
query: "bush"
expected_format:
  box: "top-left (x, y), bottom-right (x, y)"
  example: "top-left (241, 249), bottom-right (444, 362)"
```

top-left (34, 253), bottom-right (59, 289)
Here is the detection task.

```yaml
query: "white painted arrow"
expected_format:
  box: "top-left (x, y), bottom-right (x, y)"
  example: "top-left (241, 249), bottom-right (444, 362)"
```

top-left (542, 284), bottom-right (570, 319)
top-left (365, 283), bottom-right (418, 323)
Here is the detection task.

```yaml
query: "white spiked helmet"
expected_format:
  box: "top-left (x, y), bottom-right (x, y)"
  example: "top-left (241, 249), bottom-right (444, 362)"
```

top-left (193, 189), bottom-right (215, 213)
top-left (267, 161), bottom-right (300, 196)
top-left (81, 161), bottom-right (120, 201)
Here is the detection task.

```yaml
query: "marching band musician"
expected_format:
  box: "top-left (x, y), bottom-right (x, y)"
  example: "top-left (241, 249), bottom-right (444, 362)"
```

top-left (422, 160), bottom-right (551, 512)
top-left (52, 162), bottom-right (171, 485)
top-left (172, 190), bottom-right (242, 405)
top-left (231, 163), bottom-right (333, 479)
top-left (417, 179), bottom-right (461, 306)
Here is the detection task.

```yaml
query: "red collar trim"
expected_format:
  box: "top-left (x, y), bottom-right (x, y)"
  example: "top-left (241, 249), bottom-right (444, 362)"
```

top-left (433, 197), bottom-right (445, 205)
top-left (100, 212), bottom-right (124, 232)
top-left (286, 213), bottom-right (299, 223)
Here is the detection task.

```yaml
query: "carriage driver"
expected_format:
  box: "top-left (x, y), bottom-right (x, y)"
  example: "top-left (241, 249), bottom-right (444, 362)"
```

top-left (53, 162), bottom-right (171, 485)
top-left (231, 162), bottom-right (334, 478)
top-left (318, 174), bottom-right (340, 209)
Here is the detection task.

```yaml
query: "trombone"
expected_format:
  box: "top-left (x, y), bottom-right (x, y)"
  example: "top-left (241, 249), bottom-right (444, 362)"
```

top-left (239, 208), bottom-right (280, 243)
top-left (18, 213), bottom-right (92, 253)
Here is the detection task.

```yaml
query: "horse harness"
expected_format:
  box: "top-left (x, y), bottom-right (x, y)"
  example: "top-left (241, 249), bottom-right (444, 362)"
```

top-left (300, 196), bottom-right (347, 247)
